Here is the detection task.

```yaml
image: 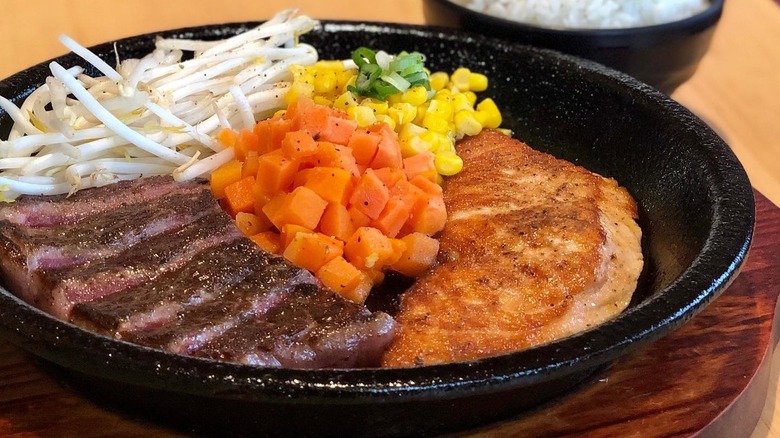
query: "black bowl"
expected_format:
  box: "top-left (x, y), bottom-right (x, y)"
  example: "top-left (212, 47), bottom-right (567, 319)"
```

top-left (423, 0), bottom-right (725, 94)
top-left (0, 20), bottom-right (753, 438)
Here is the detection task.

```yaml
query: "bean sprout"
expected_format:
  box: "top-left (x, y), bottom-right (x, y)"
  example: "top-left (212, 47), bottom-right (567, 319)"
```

top-left (0, 9), bottom-right (319, 200)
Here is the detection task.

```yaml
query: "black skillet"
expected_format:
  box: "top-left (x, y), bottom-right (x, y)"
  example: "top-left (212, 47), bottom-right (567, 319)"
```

top-left (0, 21), bottom-right (754, 437)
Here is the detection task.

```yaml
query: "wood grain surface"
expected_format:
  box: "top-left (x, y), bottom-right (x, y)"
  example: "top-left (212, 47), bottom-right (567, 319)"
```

top-left (1, 0), bottom-right (780, 436)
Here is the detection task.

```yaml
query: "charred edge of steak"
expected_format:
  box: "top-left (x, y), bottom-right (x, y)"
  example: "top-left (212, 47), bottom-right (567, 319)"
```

top-left (70, 238), bottom-right (293, 335)
top-left (121, 263), bottom-right (317, 355)
top-left (0, 176), bottom-right (203, 227)
top-left (194, 284), bottom-right (397, 369)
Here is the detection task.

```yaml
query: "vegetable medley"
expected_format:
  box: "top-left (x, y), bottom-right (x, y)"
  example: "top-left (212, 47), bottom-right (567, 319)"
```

top-left (211, 46), bottom-right (503, 303)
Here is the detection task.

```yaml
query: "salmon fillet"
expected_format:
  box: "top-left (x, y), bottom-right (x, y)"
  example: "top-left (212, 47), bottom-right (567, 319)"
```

top-left (382, 130), bottom-right (643, 367)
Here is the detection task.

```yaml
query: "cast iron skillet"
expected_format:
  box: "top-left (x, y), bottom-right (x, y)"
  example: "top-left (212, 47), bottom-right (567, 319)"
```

top-left (0, 21), bottom-right (754, 437)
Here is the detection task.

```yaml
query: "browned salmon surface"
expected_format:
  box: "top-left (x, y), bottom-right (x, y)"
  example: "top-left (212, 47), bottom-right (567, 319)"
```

top-left (382, 130), bottom-right (643, 367)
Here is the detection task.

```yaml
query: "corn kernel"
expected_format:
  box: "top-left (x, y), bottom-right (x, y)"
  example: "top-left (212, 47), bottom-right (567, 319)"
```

top-left (315, 60), bottom-right (345, 71)
top-left (376, 114), bottom-right (396, 130)
top-left (333, 91), bottom-right (359, 111)
top-left (289, 65), bottom-right (306, 79)
top-left (313, 96), bottom-right (333, 107)
top-left (386, 93), bottom-right (403, 106)
top-left (347, 105), bottom-right (376, 127)
top-left (454, 110), bottom-right (483, 138)
top-left (450, 67), bottom-right (472, 91)
top-left (400, 136), bottom-right (432, 157)
top-left (285, 82), bottom-right (314, 105)
top-left (361, 98), bottom-right (389, 115)
top-left (429, 72), bottom-right (450, 91)
top-left (422, 113), bottom-right (449, 134)
top-left (401, 86), bottom-right (429, 106)
top-left (427, 99), bottom-right (453, 120)
top-left (412, 101), bottom-right (429, 125)
top-left (388, 103), bottom-right (418, 126)
top-left (468, 72), bottom-right (489, 92)
top-left (313, 70), bottom-right (338, 95)
top-left (398, 123), bottom-right (427, 141)
top-left (434, 151), bottom-right (463, 176)
top-left (336, 70), bottom-right (356, 90)
top-left (463, 91), bottom-right (477, 106)
top-left (452, 93), bottom-right (474, 113)
top-left (476, 98), bottom-right (502, 129)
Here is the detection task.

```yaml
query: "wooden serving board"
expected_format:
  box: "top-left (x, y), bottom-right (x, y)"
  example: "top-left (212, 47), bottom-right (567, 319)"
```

top-left (0, 190), bottom-right (778, 438)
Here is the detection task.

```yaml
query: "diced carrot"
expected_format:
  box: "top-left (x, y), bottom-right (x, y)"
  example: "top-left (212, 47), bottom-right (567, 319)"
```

top-left (281, 130), bottom-right (318, 160)
top-left (390, 232), bottom-right (440, 277)
top-left (253, 118), bottom-right (273, 154)
top-left (250, 231), bottom-right (282, 254)
top-left (409, 174), bottom-right (443, 197)
top-left (368, 123), bottom-right (403, 169)
top-left (292, 168), bottom-right (314, 188)
top-left (303, 167), bottom-right (354, 205)
top-left (280, 223), bottom-right (313, 249)
top-left (316, 256), bottom-right (368, 302)
top-left (283, 232), bottom-right (344, 272)
top-left (268, 117), bottom-right (295, 151)
top-left (349, 169), bottom-right (390, 220)
top-left (296, 101), bottom-right (330, 135)
top-left (312, 142), bottom-right (360, 176)
top-left (261, 192), bottom-right (286, 229)
top-left (235, 211), bottom-right (270, 236)
top-left (347, 129), bottom-right (381, 165)
top-left (319, 202), bottom-right (355, 242)
top-left (389, 179), bottom-right (428, 210)
top-left (218, 128), bottom-right (238, 148)
top-left (255, 149), bottom-right (299, 193)
top-left (284, 96), bottom-right (316, 125)
top-left (372, 167), bottom-right (406, 189)
top-left (210, 159), bottom-right (243, 200)
top-left (387, 238), bottom-right (408, 266)
top-left (251, 183), bottom-right (273, 213)
top-left (344, 227), bottom-right (395, 271)
top-left (242, 151), bottom-right (260, 179)
top-left (371, 198), bottom-right (413, 238)
top-left (319, 115), bottom-right (358, 145)
top-left (348, 205), bottom-right (372, 229)
top-left (408, 193), bottom-right (447, 235)
top-left (402, 151), bottom-right (437, 182)
top-left (224, 176), bottom-right (256, 216)
top-left (234, 128), bottom-right (260, 161)
top-left (264, 186), bottom-right (328, 231)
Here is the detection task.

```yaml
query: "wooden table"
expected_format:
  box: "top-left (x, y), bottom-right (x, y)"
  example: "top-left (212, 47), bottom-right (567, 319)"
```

top-left (1, 0), bottom-right (779, 436)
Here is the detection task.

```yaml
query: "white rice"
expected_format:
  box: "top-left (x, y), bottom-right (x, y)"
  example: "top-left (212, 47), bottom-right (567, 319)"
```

top-left (451, 0), bottom-right (710, 29)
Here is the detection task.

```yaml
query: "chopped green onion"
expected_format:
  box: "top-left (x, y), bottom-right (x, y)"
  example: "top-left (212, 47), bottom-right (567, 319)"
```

top-left (347, 47), bottom-right (430, 101)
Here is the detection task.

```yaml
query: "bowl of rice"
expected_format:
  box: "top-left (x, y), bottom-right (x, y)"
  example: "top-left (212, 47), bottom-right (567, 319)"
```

top-left (423, 0), bottom-right (725, 94)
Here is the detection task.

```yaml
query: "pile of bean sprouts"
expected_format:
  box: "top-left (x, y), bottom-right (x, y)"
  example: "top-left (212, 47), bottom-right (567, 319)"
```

top-left (0, 10), bottom-right (319, 201)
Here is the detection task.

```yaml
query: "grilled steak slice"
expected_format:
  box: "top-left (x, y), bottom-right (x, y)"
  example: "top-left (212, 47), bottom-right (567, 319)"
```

top-left (34, 210), bottom-right (242, 320)
top-left (194, 284), bottom-right (396, 368)
top-left (382, 130), bottom-right (643, 367)
top-left (70, 238), bottom-right (287, 335)
top-left (0, 175), bottom-right (187, 227)
top-left (123, 266), bottom-right (316, 355)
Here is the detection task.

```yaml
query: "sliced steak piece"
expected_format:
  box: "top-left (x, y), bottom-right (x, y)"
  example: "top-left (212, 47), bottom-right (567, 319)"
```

top-left (124, 267), bottom-right (316, 355)
top-left (0, 184), bottom-right (215, 272)
top-left (70, 238), bottom-right (301, 335)
top-left (194, 284), bottom-right (396, 369)
top-left (32, 210), bottom-right (242, 320)
top-left (0, 175), bottom-right (188, 227)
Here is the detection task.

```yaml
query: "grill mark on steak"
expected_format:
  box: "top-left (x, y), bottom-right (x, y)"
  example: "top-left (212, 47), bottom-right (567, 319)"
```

top-left (124, 267), bottom-right (316, 355)
top-left (194, 284), bottom-right (396, 368)
top-left (35, 210), bottom-right (242, 320)
top-left (0, 176), bottom-right (189, 227)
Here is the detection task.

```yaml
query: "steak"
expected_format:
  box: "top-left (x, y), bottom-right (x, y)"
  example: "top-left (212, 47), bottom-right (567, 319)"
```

top-left (0, 176), bottom-right (396, 369)
top-left (382, 130), bottom-right (643, 367)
